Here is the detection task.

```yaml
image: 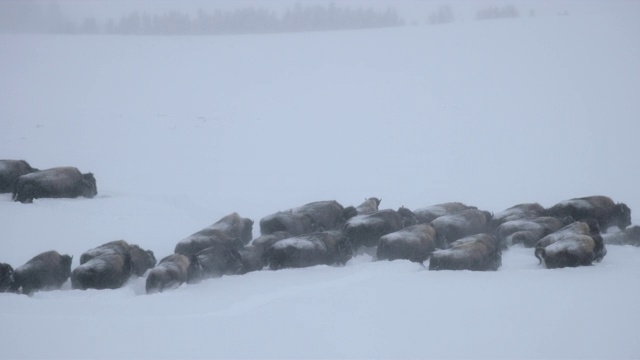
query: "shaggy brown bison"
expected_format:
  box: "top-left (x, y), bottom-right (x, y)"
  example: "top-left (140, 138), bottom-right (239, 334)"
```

top-left (72, 240), bottom-right (156, 290)
top-left (11, 251), bottom-right (72, 295)
top-left (430, 208), bottom-right (493, 249)
top-left (534, 220), bottom-right (606, 269)
top-left (174, 212), bottom-right (254, 255)
top-left (344, 197), bottom-right (382, 219)
top-left (344, 209), bottom-right (404, 250)
top-left (12, 166), bottom-right (97, 203)
top-left (376, 224), bottom-right (436, 263)
top-left (491, 203), bottom-right (546, 229)
top-left (260, 200), bottom-right (347, 236)
top-left (0, 263), bottom-right (14, 292)
top-left (603, 225), bottom-right (640, 246)
top-left (412, 202), bottom-right (476, 224)
top-left (238, 245), bottom-right (266, 274)
top-left (146, 254), bottom-right (196, 294)
top-left (429, 234), bottom-right (501, 271)
top-left (0, 160), bottom-right (38, 193)
top-left (267, 230), bottom-right (352, 270)
top-left (545, 196), bottom-right (631, 232)
top-left (190, 241), bottom-right (243, 280)
top-left (496, 216), bottom-right (574, 248)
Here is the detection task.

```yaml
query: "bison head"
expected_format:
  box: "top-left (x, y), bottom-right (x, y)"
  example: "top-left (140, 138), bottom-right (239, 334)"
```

top-left (614, 203), bottom-right (632, 230)
top-left (81, 173), bottom-right (98, 198)
top-left (0, 263), bottom-right (14, 292)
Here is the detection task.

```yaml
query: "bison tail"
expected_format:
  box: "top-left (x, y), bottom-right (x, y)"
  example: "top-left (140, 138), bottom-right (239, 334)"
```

top-left (534, 248), bottom-right (545, 265)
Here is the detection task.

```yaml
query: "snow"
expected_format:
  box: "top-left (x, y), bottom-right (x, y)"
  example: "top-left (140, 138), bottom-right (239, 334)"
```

top-left (2, 5), bottom-right (640, 359)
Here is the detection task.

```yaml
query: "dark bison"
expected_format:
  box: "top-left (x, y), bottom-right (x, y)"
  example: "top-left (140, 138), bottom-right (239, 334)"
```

top-left (12, 166), bottom-right (97, 203)
top-left (545, 196), bottom-right (631, 232)
top-left (344, 197), bottom-right (382, 219)
top-left (344, 209), bottom-right (404, 250)
top-left (260, 200), bottom-right (346, 236)
top-left (72, 240), bottom-right (156, 290)
top-left (491, 203), bottom-right (546, 229)
top-left (146, 254), bottom-right (196, 294)
top-left (412, 202), bottom-right (476, 224)
top-left (376, 224), bottom-right (436, 263)
top-left (174, 212), bottom-right (254, 255)
top-left (534, 220), bottom-right (606, 269)
top-left (496, 216), bottom-right (574, 248)
top-left (430, 208), bottom-right (493, 249)
top-left (238, 245), bottom-right (266, 274)
top-left (429, 234), bottom-right (501, 271)
top-left (397, 206), bottom-right (419, 228)
top-left (11, 251), bottom-right (72, 295)
top-left (0, 263), bottom-right (14, 292)
top-left (603, 225), bottom-right (640, 246)
top-left (190, 241), bottom-right (243, 280)
top-left (267, 230), bottom-right (352, 270)
top-left (250, 231), bottom-right (292, 249)
top-left (0, 160), bottom-right (38, 193)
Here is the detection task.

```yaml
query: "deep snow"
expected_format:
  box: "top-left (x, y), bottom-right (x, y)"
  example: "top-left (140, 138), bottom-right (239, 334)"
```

top-left (1, 6), bottom-right (640, 359)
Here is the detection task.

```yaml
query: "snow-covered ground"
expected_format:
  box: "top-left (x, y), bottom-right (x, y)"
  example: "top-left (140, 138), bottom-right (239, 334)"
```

top-left (1, 5), bottom-right (640, 359)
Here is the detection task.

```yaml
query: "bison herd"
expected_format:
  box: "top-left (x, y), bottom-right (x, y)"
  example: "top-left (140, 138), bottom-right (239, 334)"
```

top-left (1, 160), bottom-right (639, 296)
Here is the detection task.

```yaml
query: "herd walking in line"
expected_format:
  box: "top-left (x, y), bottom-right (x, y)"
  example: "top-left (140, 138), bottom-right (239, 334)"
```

top-left (1, 159), bottom-right (638, 296)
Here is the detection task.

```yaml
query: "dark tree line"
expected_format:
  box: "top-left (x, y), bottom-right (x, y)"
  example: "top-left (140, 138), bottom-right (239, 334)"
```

top-left (0, 3), bottom-right (403, 36)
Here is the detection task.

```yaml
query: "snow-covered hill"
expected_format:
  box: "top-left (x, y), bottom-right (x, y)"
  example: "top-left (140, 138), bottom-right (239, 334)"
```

top-left (1, 7), bottom-right (639, 359)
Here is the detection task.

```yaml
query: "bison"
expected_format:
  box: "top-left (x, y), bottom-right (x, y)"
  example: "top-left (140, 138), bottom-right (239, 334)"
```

top-left (12, 166), bottom-right (97, 203)
top-left (545, 195), bottom-right (631, 232)
top-left (344, 209), bottom-right (404, 251)
top-left (11, 251), bottom-right (72, 295)
top-left (190, 241), bottom-right (243, 281)
top-left (603, 225), bottom-right (640, 246)
top-left (344, 197), bottom-right (382, 219)
top-left (145, 254), bottom-right (196, 294)
top-left (376, 224), bottom-right (436, 263)
top-left (72, 240), bottom-right (156, 290)
top-left (412, 202), bottom-right (476, 224)
top-left (237, 245), bottom-right (267, 274)
top-left (491, 203), bottom-right (546, 229)
top-left (260, 200), bottom-right (347, 236)
top-left (174, 213), bottom-right (254, 255)
top-left (0, 160), bottom-right (38, 193)
top-left (0, 263), bottom-right (14, 292)
top-left (534, 220), bottom-right (606, 269)
top-left (429, 234), bottom-right (501, 271)
top-left (430, 208), bottom-right (493, 249)
top-left (267, 230), bottom-right (352, 270)
top-left (496, 216), bottom-right (574, 248)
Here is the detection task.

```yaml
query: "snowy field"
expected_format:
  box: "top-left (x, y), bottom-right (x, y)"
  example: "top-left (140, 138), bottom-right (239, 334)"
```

top-left (1, 5), bottom-right (640, 359)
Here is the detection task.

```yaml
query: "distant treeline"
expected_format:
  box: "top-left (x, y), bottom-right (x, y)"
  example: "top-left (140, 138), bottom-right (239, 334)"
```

top-left (0, 3), bottom-right (404, 36)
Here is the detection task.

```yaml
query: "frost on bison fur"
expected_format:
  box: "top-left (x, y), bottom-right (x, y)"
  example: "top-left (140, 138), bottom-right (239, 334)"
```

top-left (12, 166), bottom-right (97, 203)
top-left (545, 195), bottom-right (631, 233)
top-left (430, 208), bottom-right (493, 249)
top-left (534, 220), bottom-right (606, 269)
top-left (429, 234), bottom-right (501, 271)
top-left (146, 254), bottom-right (196, 294)
top-left (267, 230), bottom-right (352, 270)
top-left (344, 209), bottom-right (404, 250)
top-left (72, 240), bottom-right (156, 290)
top-left (0, 263), bottom-right (13, 293)
top-left (250, 231), bottom-right (291, 249)
top-left (11, 251), bottom-right (72, 295)
top-left (174, 212), bottom-right (254, 255)
top-left (491, 203), bottom-right (546, 229)
top-left (376, 224), bottom-right (436, 263)
top-left (412, 202), bottom-right (476, 224)
top-left (259, 200), bottom-right (346, 236)
top-left (496, 216), bottom-right (573, 248)
top-left (0, 160), bottom-right (38, 193)
top-left (603, 225), bottom-right (640, 246)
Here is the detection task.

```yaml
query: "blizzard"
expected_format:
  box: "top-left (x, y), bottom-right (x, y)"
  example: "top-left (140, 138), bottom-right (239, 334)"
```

top-left (1, 5), bottom-right (640, 359)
